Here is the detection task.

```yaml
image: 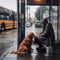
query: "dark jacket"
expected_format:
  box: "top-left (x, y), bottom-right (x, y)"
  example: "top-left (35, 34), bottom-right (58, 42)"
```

top-left (42, 23), bottom-right (55, 44)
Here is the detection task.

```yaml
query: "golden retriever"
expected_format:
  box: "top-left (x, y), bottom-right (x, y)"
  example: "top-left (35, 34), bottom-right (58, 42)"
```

top-left (10, 32), bottom-right (34, 54)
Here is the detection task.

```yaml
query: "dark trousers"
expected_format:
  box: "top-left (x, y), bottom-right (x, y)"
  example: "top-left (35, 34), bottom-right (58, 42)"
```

top-left (35, 36), bottom-right (48, 47)
top-left (34, 37), bottom-right (43, 47)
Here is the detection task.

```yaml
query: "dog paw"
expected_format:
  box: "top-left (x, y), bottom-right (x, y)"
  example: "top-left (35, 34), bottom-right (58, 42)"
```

top-left (10, 50), bottom-right (17, 54)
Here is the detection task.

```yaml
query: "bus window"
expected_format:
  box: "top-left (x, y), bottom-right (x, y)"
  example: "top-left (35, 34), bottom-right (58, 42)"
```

top-left (7, 16), bottom-right (9, 20)
top-left (2, 15), bottom-right (4, 19)
top-left (0, 15), bottom-right (2, 19)
top-left (3, 15), bottom-right (7, 20)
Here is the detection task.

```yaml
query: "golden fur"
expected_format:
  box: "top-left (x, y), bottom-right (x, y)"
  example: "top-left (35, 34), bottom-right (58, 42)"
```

top-left (10, 32), bottom-right (34, 54)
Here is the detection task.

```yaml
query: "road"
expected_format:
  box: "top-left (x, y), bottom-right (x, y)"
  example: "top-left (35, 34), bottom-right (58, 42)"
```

top-left (0, 30), bottom-right (17, 58)
top-left (25, 24), bottom-right (43, 37)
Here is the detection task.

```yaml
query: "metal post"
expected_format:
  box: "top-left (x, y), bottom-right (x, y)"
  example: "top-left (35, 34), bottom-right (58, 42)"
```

top-left (17, 0), bottom-right (21, 46)
top-left (21, 0), bottom-right (25, 41)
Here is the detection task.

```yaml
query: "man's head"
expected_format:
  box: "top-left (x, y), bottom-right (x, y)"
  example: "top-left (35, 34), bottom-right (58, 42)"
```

top-left (42, 18), bottom-right (48, 27)
top-left (43, 18), bottom-right (48, 24)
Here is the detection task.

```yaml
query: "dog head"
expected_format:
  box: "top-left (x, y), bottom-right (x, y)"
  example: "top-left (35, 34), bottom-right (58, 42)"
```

top-left (25, 32), bottom-right (34, 43)
top-left (26, 32), bottom-right (34, 39)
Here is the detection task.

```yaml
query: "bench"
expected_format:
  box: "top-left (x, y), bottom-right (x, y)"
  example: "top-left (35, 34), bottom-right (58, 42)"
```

top-left (52, 42), bottom-right (60, 54)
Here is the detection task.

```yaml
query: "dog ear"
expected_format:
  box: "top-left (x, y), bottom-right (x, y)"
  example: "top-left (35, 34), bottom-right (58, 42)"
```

top-left (26, 32), bottom-right (34, 38)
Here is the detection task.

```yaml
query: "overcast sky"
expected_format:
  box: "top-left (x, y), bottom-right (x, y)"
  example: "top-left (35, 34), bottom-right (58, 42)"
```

top-left (0, 0), bottom-right (17, 11)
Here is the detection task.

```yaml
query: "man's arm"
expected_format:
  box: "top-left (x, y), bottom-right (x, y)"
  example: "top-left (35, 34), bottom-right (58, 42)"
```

top-left (40, 24), bottom-right (50, 37)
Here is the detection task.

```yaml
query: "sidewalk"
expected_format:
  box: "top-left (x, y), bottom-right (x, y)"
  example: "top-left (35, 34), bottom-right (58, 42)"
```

top-left (2, 42), bottom-right (38, 60)
top-left (0, 42), bottom-right (12, 59)
top-left (0, 30), bottom-right (17, 60)
top-left (0, 41), bottom-right (17, 60)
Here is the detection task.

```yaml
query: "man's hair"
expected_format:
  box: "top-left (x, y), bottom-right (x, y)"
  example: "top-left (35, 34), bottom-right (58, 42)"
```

top-left (43, 18), bottom-right (48, 24)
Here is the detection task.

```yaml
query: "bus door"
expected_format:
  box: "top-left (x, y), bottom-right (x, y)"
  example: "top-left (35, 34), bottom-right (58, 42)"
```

top-left (18, 0), bottom-right (59, 54)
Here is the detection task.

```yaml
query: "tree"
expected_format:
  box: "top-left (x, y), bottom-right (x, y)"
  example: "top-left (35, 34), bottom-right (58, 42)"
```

top-left (35, 6), bottom-right (49, 21)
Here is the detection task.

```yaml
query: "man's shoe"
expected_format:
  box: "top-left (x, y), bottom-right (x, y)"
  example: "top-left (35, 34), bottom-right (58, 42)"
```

top-left (36, 47), bottom-right (46, 53)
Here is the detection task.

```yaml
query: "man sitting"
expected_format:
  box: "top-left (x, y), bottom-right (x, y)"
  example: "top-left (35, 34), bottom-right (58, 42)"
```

top-left (34, 18), bottom-right (55, 52)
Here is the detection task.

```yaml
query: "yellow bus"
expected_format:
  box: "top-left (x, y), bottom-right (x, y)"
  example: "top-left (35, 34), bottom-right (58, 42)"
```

top-left (0, 6), bottom-right (17, 31)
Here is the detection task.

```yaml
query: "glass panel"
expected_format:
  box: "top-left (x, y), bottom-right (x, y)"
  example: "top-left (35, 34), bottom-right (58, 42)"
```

top-left (25, 5), bottom-right (51, 54)
top-left (25, 5), bottom-right (58, 55)
top-left (25, 6), bottom-right (49, 36)
top-left (58, 6), bottom-right (60, 41)
top-left (50, 6), bottom-right (58, 41)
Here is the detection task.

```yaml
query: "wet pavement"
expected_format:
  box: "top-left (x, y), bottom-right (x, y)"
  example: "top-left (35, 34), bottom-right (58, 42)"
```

top-left (0, 25), bottom-right (43, 60)
top-left (0, 24), bottom-right (57, 60)
top-left (0, 30), bottom-right (17, 59)
top-left (2, 41), bottom-right (17, 60)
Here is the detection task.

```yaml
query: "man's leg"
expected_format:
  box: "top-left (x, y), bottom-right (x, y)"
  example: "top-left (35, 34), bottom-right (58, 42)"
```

top-left (34, 36), bottom-right (43, 47)
top-left (34, 37), bottom-right (46, 52)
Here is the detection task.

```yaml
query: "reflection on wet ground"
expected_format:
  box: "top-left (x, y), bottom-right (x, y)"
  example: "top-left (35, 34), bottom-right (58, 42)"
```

top-left (3, 42), bottom-right (60, 60)
top-left (0, 30), bottom-right (17, 58)
top-left (3, 43), bottom-right (53, 60)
